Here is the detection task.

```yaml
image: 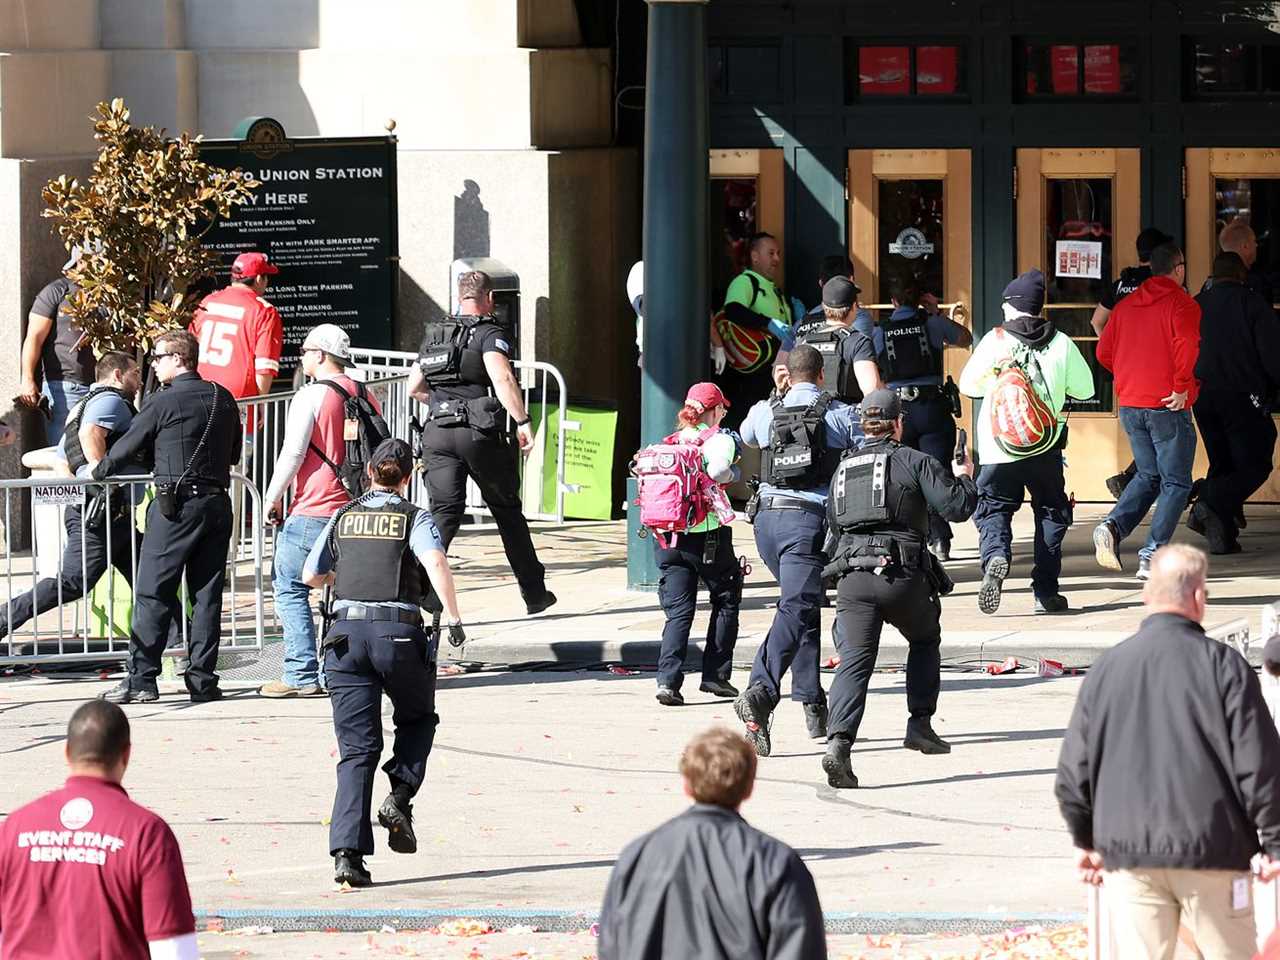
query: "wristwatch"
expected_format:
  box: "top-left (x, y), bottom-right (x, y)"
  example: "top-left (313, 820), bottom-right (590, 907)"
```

top-left (514, 416), bottom-right (531, 427)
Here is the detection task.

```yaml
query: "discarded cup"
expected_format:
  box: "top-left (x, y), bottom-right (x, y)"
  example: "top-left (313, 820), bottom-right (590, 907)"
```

top-left (985, 656), bottom-right (1019, 675)
top-left (1037, 657), bottom-right (1065, 678)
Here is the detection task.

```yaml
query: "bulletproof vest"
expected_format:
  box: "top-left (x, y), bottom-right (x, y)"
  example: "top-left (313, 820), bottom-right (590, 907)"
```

top-left (761, 393), bottom-right (842, 489)
top-left (331, 497), bottom-right (430, 607)
top-left (830, 441), bottom-right (928, 538)
top-left (418, 315), bottom-right (495, 388)
top-left (880, 309), bottom-right (940, 383)
top-left (61, 385), bottom-right (133, 474)
top-left (800, 326), bottom-right (862, 402)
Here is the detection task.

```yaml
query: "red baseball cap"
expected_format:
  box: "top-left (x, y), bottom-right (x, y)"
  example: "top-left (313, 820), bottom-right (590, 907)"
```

top-left (684, 382), bottom-right (730, 413)
top-left (231, 251), bottom-right (280, 278)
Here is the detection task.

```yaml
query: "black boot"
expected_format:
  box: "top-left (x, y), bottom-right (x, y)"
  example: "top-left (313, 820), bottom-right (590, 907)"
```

top-left (903, 718), bottom-right (951, 755)
top-left (803, 701), bottom-right (828, 740)
top-left (378, 793), bottom-right (417, 854)
top-left (333, 849), bottom-right (371, 886)
top-left (734, 684), bottom-right (775, 757)
top-left (821, 737), bottom-right (859, 788)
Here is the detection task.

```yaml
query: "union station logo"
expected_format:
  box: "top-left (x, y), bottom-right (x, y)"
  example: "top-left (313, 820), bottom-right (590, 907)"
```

top-left (889, 227), bottom-right (935, 260)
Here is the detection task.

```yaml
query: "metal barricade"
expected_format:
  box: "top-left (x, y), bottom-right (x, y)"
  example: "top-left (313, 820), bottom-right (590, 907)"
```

top-left (0, 472), bottom-right (265, 665)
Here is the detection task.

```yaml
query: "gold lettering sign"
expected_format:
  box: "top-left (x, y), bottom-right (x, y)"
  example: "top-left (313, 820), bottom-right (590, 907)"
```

top-left (338, 512), bottom-right (406, 540)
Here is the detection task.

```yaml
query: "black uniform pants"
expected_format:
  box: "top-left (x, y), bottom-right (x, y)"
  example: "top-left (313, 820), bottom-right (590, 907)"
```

top-left (973, 450), bottom-right (1072, 599)
top-left (421, 421), bottom-right (546, 599)
top-left (324, 618), bottom-right (439, 856)
top-left (899, 395), bottom-right (957, 546)
top-left (127, 492), bottom-right (232, 695)
top-left (1194, 389), bottom-right (1276, 541)
top-left (828, 568), bottom-right (941, 742)
top-left (654, 525), bottom-right (743, 691)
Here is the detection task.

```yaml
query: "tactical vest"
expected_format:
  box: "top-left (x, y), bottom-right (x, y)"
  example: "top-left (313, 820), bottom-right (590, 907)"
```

top-left (830, 441), bottom-right (928, 538)
top-left (880, 309), bottom-right (940, 383)
top-left (62, 386), bottom-right (133, 474)
top-left (800, 326), bottom-right (862, 402)
top-left (761, 393), bottom-right (842, 489)
top-left (331, 497), bottom-right (431, 607)
top-left (418, 315), bottom-right (498, 388)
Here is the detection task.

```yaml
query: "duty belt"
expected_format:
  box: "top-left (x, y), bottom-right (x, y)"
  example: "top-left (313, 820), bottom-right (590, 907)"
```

top-left (895, 384), bottom-right (942, 402)
top-left (336, 604), bottom-right (423, 626)
top-left (760, 495), bottom-right (826, 518)
top-left (170, 480), bottom-right (227, 498)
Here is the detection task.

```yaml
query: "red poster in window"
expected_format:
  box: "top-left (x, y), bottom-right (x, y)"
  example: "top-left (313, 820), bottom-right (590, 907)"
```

top-left (859, 46), bottom-right (911, 95)
top-left (1052, 45), bottom-right (1080, 94)
top-left (917, 46), bottom-right (959, 94)
top-left (1084, 44), bottom-right (1121, 93)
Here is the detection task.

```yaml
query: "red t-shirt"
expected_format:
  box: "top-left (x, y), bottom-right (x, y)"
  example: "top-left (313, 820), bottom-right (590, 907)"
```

top-left (189, 284), bottom-right (284, 399)
top-left (0, 777), bottom-right (194, 959)
top-left (291, 375), bottom-right (383, 518)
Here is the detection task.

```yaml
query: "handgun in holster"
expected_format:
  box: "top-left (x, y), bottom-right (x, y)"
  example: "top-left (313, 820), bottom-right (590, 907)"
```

top-left (944, 376), bottom-right (963, 419)
top-left (409, 415), bottom-right (426, 469)
top-left (744, 476), bottom-right (762, 524)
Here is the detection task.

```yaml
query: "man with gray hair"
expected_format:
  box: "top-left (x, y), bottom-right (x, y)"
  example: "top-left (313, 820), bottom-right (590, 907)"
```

top-left (1056, 543), bottom-right (1280, 959)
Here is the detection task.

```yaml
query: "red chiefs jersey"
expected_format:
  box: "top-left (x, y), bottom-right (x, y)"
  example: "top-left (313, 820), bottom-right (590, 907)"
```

top-left (189, 284), bottom-right (284, 399)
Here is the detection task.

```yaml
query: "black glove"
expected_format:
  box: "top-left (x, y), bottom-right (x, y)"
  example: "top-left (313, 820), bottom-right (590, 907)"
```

top-left (447, 622), bottom-right (466, 648)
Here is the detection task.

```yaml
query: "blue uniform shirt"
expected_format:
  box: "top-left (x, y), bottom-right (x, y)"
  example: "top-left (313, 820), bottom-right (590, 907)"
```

top-left (739, 382), bottom-right (861, 504)
top-left (303, 491), bottom-right (445, 613)
top-left (866, 306), bottom-right (965, 388)
top-left (58, 391), bottom-right (134, 478)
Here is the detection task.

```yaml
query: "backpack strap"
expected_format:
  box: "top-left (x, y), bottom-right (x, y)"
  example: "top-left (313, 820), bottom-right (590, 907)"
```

top-left (307, 378), bottom-right (355, 479)
top-left (746, 273), bottom-right (762, 311)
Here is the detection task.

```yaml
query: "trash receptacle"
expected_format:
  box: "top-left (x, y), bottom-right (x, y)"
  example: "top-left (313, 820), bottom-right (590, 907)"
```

top-left (450, 257), bottom-right (520, 357)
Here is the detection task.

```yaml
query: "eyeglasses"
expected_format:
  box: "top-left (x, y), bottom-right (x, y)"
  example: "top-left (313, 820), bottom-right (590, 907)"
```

top-left (151, 352), bottom-right (176, 361)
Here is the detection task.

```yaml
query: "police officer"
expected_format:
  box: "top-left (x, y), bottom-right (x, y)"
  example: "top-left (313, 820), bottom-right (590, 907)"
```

top-left (301, 439), bottom-right (465, 887)
top-left (865, 281), bottom-right (972, 560)
top-left (93, 329), bottom-right (241, 704)
top-left (821, 389), bottom-right (977, 788)
top-left (791, 277), bottom-right (882, 404)
top-left (791, 254), bottom-right (869, 340)
top-left (406, 270), bottom-right (555, 615)
top-left (734, 344), bottom-right (861, 757)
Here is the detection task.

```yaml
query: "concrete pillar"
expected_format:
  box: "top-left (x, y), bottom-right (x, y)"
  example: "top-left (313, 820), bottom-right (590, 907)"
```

top-left (627, 0), bottom-right (709, 591)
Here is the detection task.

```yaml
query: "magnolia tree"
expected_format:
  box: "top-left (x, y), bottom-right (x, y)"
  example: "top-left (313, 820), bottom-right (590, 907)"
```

top-left (42, 99), bottom-right (259, 354)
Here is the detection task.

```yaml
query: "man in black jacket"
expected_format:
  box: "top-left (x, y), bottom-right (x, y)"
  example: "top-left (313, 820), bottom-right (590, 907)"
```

top-left (598, 727), bottom-right (825, 960)
top-left (1055, 544), bottom-right (1280, 960)
top-left (1187, 251), bottom-right (1280, 554)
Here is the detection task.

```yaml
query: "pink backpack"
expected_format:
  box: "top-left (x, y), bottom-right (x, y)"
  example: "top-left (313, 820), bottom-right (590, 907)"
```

top-left (630, 429), bottom-right (736, 548)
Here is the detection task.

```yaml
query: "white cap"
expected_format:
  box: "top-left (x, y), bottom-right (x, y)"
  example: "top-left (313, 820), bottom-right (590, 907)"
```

top-left (302, 323), bottom-right (353, 367)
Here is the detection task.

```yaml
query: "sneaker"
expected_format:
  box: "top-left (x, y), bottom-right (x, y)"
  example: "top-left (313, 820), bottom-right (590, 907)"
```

top-left (821, 737), bottom-right (859, 789)
top-left (98, 681), bottom-right (158, 704)
top-left (655, 686), bottom-right (684, 707)
top-left (1105, 471), bottom-right (1132, 500)
top-left (333, 849), bottom-right (372, 887)
top-left (1136, 557), bottom-right (1151, 581)
top-left (525, 591), bottom-right (558, 616)
top-left (977, 557), bottom-right (1008, 615)
top-left (259, 680), bottom-right (325, 698)
top-left (698, 680), bottom-right (739, 698)
top-left (377, 794), bottom-right (417, 854)
top-left (928, 539), bottom-right (951, 562)
top-left (803, 701), bottom-right (828, 740)
top-left (1033, 594), bottom-right (1069, 614)
top-left (903, 718), bottom-right (951, 755)
top-left (734, 685), bottom-right (775, 758)
top-left (1092, 521), bottom-right (1123, 572)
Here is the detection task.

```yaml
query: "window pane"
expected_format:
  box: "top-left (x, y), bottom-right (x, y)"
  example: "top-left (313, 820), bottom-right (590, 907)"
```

top-left (1262, 47), bottom-right (1280, 92)
top-left (916, 45), bottom-right (963, 94)
top-left (1084, 44), bottom-right (1136, 95)
top-left (708, 178), bottom-right (757, 307)
top-left (1025, 43), bottom-right (1080, 95)
top-left (859, 46), bottom-right (911, 95)
top-left (1215, 177), bottom-right (1280, 303)
top-left (724, 44), bottom-right (781, 100)
top-left (877, 179), bottom-right (945, 304)
top-left (1194, 42), bottom-right (1256, 94)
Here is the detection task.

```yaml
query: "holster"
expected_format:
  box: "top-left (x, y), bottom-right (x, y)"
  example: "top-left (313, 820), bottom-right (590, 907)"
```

top-left (944, 376), bottom-right (962, 418)
top-left (927, 552), bottom-right (955, 596)
top-left (428, 400), bottom-right (468, 427)
top-left (465, 396), bottom-right (504, 433)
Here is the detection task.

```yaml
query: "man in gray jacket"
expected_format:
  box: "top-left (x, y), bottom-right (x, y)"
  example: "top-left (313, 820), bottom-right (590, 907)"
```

top-left (599, 727), bottom-right (825, 960)
top-left (1055, 544), bottom-right (1280, 959)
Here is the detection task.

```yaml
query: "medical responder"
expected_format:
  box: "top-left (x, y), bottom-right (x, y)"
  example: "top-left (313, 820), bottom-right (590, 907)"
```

top-left (406, 270), bottom-right (555, 615)
top-left (820, 389), bottom-right (978, 788)
top-left (302, 439), bottom-right (465, 887)
top-left (734, 344), bottom-right (860, 757)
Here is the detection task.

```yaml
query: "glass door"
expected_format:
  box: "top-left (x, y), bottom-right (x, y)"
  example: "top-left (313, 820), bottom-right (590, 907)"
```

top-left (1016, 148), bottom-right (1140, 502)
top-left (708, 149), bottom-right (786, 303)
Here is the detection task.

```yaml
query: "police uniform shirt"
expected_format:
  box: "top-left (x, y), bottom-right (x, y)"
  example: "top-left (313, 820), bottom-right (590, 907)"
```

top-left (58, 391), bottom-right (134, 478)
top-left (739, 381), bottom-right (861, 504)
top-left (419, 321), bottom-right (513, 403)
top-left (1100, 265), bottom-right (1152, 311)
top-left (303, 491), bottom-right (445, 613)
top-left (834, 437), bottom-right (978, 539)
top-left (867, 305), bottom-right (963, 388)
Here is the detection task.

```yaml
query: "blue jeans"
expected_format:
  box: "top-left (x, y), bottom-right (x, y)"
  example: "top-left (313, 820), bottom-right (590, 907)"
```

top-left (1108, 407), bottom-right (1197, 561)
top-left (273, 514), bottom-right (331, 688)
top-left (42, 380), bottom-right (90, 447)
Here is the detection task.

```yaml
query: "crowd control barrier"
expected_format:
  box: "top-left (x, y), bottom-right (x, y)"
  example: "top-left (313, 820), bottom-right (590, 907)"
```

top-left (0, 472), bottom-right (265, 666)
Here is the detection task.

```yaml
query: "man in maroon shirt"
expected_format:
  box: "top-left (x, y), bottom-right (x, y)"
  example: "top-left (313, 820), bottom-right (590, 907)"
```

top-left (0, 701), bottom-right (197, 959)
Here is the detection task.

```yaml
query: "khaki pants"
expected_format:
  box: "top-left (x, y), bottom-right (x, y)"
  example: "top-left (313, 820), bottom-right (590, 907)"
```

top-left (1105, 868), bottom-right (1257, 960)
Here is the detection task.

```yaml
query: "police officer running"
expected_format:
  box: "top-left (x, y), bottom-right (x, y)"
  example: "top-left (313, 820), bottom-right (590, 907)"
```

top-left (302, 439), bottom-right (464, 887)
top-left (93, 330), bottom-right (242, 704)
top-left (734, 344), bottom-right (861, 757)
top-left (821, 389), bottom-right (977, 787)
top-left (792, 277), bottom-right (882, 404)
top-left (407, 270), bottom-right (555, 615)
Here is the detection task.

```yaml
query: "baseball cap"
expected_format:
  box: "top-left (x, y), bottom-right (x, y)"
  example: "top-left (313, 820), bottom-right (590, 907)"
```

top-left (821, 277), bottom-right (858, 310)
top-left (860, 388), bottom-right (902, 420)
top-left (684, 382), bottom-right (730, 413)
top-left (302, 323), bottom-right (353, 367)
top-left (1137, 227), bottom-right (1175, 262)
top-left (371, 438), bottom-right (414, 477)
top-left (1002, 268), bottom-right (1046, 317)
top-left (231, 251), bottom-right (280, 279)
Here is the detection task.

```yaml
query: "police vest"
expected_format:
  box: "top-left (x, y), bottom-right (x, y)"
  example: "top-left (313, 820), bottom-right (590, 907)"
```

top-left (61, 386), bottom-right (134, 474)
top-left (331, 497), bottom-right (431, 607)
top-left (418, 315), bottom-right (499, 389)
top-left (880, 310), bottom-right (940, 383)
top-left (761, 393), bottom-right (842, 489)
top-left (829, 441), bottom-right (928, 538)
top-left (801, 326), bottom-right (864, 402)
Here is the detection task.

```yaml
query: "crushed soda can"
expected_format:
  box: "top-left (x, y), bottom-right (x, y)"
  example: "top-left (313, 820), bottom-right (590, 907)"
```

top-left (1037, 657), bottom-right (1065, 678)
top-left (985, 656), bottom-right (1019, 675)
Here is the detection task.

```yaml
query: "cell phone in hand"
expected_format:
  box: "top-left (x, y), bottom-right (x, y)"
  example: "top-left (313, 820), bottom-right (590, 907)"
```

top-left (954, 428), bottom-right (968, 465)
